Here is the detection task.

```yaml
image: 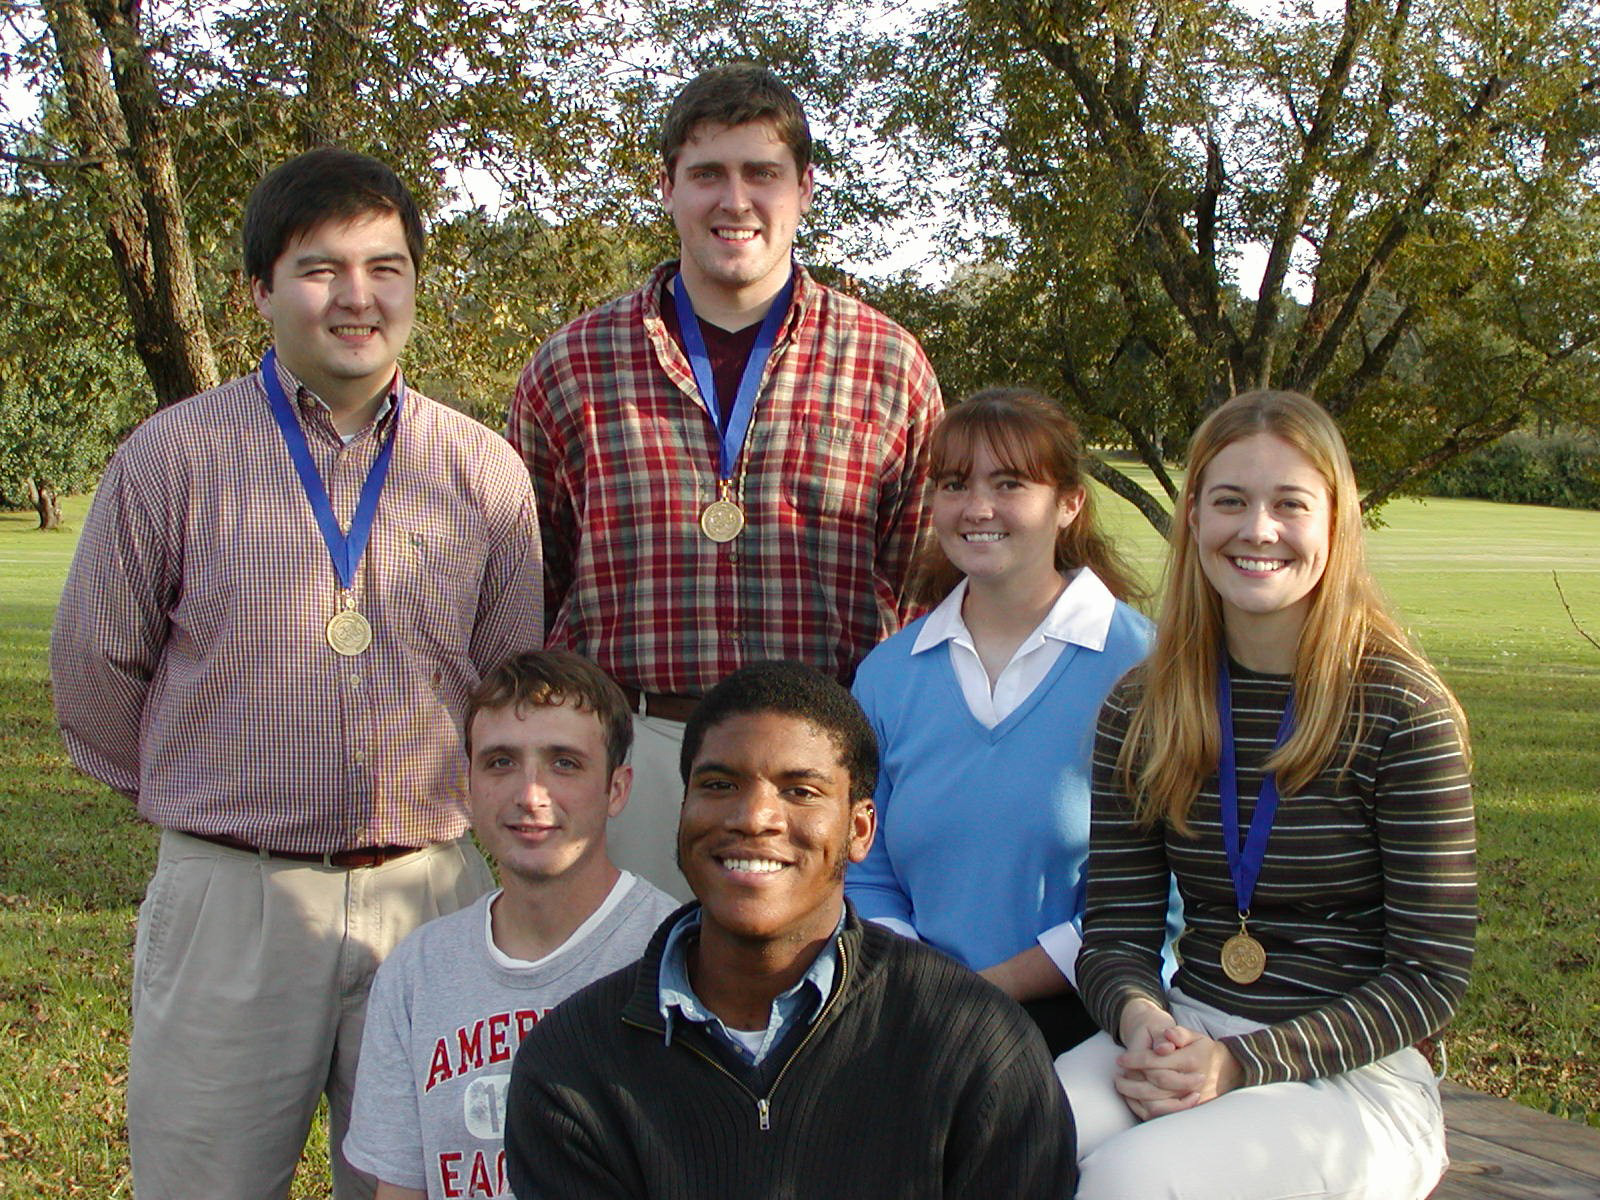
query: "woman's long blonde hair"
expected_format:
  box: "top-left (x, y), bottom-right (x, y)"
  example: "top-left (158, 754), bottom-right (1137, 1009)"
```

top-left (1119, 390), bottom-right (1468, 832)
top-left (910, 388), bottom-right (1147, 606)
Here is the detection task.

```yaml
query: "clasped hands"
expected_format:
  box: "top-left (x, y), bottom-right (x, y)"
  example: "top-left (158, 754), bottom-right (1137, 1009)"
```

top-left (1113, 997), bottom-right (1244, 1121)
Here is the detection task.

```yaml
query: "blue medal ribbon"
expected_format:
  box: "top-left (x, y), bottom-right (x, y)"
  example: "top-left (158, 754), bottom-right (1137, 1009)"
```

top-left (260, 348), bottom-right (400, 592)
top-left (1216, 659), bottom-right (1296, 918)
top-left (673, 267), bottom-right (795, 480)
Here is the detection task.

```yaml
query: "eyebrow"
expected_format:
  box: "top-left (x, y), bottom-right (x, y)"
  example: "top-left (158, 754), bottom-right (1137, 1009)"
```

top-left (682, 157), bottom-right (789, 173)
top-left (477, 740), bottom-right (591, 759)
top-left (1204, 481), bottom-right (1318, 497)
top-left (689, 762), bottom-right (834, 783)
top-left (290, 251), bottom-right (411, 268)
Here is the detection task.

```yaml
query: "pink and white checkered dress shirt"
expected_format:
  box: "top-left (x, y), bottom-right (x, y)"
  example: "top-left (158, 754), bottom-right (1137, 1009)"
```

top-left (51, 359), bottom-right (543, 853)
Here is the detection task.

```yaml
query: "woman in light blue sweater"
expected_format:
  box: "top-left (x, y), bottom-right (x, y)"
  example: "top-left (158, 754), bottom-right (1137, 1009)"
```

top-left (847, 388), bottom-right (1154, 1054)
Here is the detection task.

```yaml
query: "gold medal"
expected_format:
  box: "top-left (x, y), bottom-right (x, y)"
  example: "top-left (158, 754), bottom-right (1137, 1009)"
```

top-left (700, 497), bottom-right (746, 543)
top-left (1221, 919), bottom-right (1266, 985)
top-left (326, 607), bottom-right (373, 656)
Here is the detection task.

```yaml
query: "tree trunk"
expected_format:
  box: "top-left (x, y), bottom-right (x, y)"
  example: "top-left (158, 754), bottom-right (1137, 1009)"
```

top-left (42, 0), bottom-right (219, 407)
top-left (304, 0), bottom-right (378, 148)
top-left (33, 480), bottom-right (63, 531)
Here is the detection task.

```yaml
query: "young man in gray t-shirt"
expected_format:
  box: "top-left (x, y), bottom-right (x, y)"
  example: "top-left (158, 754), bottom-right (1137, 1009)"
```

top-left (344, 651), bottom-right (679, 1199)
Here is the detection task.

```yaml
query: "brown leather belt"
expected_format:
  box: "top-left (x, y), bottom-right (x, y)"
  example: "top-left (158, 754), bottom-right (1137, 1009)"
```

top-left (185, 830), bottom-right (423, 869)
top-left (617, 685), bottom-right (700, 723)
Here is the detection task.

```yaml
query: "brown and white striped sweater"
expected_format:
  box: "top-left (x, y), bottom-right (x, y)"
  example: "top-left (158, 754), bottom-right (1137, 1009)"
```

top-left (1078, 655), bottom-right (1476, 1086)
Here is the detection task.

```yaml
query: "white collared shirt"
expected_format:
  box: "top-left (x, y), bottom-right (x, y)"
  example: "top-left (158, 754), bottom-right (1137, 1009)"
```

top-left (911, 568), bottom-right (1118, 728)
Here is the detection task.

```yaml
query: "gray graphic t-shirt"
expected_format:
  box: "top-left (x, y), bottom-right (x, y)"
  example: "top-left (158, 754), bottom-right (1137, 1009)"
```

top-left (344, 873), bottom-right (677, 1197)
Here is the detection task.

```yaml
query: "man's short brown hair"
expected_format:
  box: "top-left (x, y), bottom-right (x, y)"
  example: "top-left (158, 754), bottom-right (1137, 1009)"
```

top-left (659, 64), bottom-right (812, 178)
top-left (243, 147), bottom-right (426, 289)
top-left (464, 651), bottom-right (632, 775)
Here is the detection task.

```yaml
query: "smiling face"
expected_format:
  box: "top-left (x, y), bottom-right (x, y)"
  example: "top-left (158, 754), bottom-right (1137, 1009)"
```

top-left (932, 437), bottom-right (1084, 594)
top-left (678, 711), bottom-right (874, 950)
top-left (660, 118), bottom-right (813, 316)
top-left (1190, 432), bottom-right (1333, 657)
top-left (468, 700), bottom-right (630, 885)
top-left (251, 210), bottom-right (415, 413)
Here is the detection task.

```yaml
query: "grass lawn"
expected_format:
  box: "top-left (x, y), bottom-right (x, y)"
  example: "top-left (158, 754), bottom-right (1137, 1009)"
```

top-left (2, 482), bottom-right (1597, 1196)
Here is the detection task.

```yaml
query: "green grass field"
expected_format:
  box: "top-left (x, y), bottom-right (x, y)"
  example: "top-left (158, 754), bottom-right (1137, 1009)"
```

top-left (2, 483), bottom-right (1597, 1196)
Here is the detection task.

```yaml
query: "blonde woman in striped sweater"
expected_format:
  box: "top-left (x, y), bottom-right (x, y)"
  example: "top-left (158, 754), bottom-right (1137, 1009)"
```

top-left (1057, 391), bottom-right (1475, 1200)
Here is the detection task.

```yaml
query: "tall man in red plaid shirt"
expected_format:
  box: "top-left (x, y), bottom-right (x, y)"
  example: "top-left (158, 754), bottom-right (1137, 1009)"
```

top-left (508, 66), bottom-right (943, 899)
top-left (50, 149), bottom-right (542, 1200)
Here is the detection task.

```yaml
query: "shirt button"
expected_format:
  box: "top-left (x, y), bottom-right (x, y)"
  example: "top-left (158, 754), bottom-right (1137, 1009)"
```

top-left (353, 750), bottom-right (367, 765)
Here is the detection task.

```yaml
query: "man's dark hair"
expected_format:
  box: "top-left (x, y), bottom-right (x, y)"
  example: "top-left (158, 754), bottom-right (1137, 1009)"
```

top-left (465, 650), bottom-right (633, 775)
top-left (243, 147), bottom-right (426, 288)
top-left (680, 661), bottom-right (877, 802)
top-left (658, 64), bottom-right (812, 178)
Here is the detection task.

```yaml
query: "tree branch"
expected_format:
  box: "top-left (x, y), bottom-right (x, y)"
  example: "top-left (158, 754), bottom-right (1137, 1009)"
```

top-left (1085, 453), bottom-right (1173, 537)
top-left (1553, 572), bottom-right (1600, 653)
top-left (1245, 0), bottom-right (1388, 388)
top-left (1358, 412), bottom-right (1519, 509)
top-left (0, 149), bottom-right (108, 170)
top-left (1289, 69), bottom-right (1507, 394)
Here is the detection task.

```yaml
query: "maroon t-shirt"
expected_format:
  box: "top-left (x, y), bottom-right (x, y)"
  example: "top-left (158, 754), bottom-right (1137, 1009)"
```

top-left (660, 283), bottom-right (766, 435)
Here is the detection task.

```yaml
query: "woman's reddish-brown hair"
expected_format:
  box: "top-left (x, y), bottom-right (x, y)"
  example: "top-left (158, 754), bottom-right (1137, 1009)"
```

top-left (910, 388), bottom-right (1146, 605)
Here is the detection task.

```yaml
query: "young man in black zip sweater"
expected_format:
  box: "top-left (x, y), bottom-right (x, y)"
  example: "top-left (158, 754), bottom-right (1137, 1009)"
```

top-left (504, 661), bottom-right (1079, 1198)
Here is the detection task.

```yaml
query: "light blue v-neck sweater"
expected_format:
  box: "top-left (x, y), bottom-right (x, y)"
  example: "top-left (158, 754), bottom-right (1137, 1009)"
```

top-left (847, 600), bottom-right (1152, 972)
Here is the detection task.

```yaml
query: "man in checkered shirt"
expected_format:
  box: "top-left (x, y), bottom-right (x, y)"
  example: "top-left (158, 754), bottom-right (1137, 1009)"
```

top-left (50, 149), bottom-right (542, 1199)
top-left (508, 65), bottom-right (943, 900)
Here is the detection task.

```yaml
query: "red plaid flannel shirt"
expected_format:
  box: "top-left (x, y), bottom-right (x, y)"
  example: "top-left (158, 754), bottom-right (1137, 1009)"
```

top-left (508, 263), bottom-right (943, 694)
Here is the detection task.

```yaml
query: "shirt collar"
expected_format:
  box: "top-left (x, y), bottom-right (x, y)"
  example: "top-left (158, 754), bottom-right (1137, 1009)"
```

top-left (911, 567), bottom-right (1118, 656)
top-left (656, 907), bottom-right (842, 1053)
top-left (644, 259), bottom-right (813, 340)
top-left (271, 353), bottom-right (402, 436)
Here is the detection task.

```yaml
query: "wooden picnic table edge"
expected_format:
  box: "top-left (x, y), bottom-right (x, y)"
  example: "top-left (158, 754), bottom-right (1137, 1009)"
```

top-left (1441, 1082), bottom-right (1600, 1177)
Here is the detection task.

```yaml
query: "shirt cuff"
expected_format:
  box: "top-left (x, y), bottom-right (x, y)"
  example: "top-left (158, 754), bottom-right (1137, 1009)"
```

top-left (868, 916), bottom-right (920, 941)
top-left (1037, 921), bottom-right (1083, 988)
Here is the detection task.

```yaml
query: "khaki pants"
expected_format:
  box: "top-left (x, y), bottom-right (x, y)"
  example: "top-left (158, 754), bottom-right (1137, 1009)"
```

top-left (1055, 988), bottom-right (1448, 1200)
top-left (128, 830), bottom-right (492, 1200)
top-left (604, 713), bottom-right (691, 901)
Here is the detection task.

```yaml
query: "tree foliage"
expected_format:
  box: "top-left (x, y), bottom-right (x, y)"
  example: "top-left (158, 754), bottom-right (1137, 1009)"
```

top-left (0, 190), bottom-right (146, 525)
top-left (3, 0), bottom-right (1599, 533)
top-left (866, 0), bottom-right (1600, 529)
top-left (3, 0), bottom-right (678, 411)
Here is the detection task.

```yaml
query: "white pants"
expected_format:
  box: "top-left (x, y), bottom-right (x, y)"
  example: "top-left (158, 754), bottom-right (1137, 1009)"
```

top-left (604, 713), bottom-right (692, 901)
top-left (128, 830), bottom-right (492, 1200)
top-left (1055, 990), bottom-right (1447, 1200)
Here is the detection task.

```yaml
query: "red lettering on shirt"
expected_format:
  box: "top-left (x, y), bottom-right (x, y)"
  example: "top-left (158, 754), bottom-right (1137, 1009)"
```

top-left (424, 1008), bottom-right (557, 1093)
top-left (468, 1149), bottom-right (497, 1196)
top-left (438, 1151), bottom-right (464, 1198)
top-left (425, 1038), bottom-right (454, 1092)
top-left (514, 1009), bottom-right (540, 1041)
top-left (456, 1020), bottom-right (485, 1074)
top-left (487, 1011), bottom-right (511, 1064)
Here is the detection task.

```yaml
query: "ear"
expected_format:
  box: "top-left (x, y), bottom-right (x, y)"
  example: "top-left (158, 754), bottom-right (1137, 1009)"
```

top-left (846, 796), bottom-right (876, 863)
top-left (659, 164), bottom-right (676, 209)
top-left (797, 163), bottom-right (815, 216)
top-left (251, 275), bottom-right (273, 321)
top-left (1057, 484), bottom-right (1086, 530)
top-left (605, 764), bottom-right (634, 819)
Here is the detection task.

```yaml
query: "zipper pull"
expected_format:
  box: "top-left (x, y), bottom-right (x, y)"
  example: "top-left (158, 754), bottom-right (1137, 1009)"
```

top-left (757, 1098), bottom-right (771, 1131)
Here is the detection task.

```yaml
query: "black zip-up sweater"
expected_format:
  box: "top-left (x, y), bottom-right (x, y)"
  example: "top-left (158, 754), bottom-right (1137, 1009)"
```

top-left (505, 903), bottom-right (1079, 1199)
